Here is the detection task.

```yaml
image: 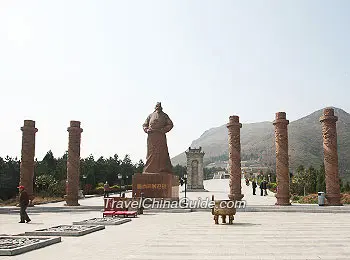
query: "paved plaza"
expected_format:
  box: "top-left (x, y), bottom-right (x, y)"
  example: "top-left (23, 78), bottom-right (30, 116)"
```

top-left (1, 179), bottom-right (350, 259)
top-left (1, 209), bottom-right (350, 259)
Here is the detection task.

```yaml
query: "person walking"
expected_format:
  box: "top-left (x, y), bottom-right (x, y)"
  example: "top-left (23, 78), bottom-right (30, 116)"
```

top-left (103, 181), bottom-right (110, 198)
top-left (263, 180), bottom-right (268, 196)
top-left (18, 185), bottom-right (31, 223)
top-left (252, 180), bottom-right (257, 195)
top-left (259, 181), bottom-right (264, 196)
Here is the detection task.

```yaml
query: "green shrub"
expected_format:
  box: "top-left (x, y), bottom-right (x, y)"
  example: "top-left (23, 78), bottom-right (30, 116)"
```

top-left (297, 194), bottom-right (318, 204)
top-left (92, 186), bottom-right (104, 195)
top-left (291, 195), bottom-right (300, 202)
top-left (83, 184), bottom-right (93, 195)
top-left (268, 182), bottom-right (277, 192)
top-left (34, 174), bottom-right (65, 197)
top-left (341, 193), bottom-right (350, 204)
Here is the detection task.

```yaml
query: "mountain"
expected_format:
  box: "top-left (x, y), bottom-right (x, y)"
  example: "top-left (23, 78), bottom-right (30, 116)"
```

top-left (171, 107), bottom-right (350, 179)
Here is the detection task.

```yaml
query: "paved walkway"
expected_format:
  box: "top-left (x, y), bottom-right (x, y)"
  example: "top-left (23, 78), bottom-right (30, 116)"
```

top-left (2, 179), bottom-right (350, 215)
top-left (2, 210), bottom-right (350, 260)
top-left (2, 178), bottom-right (273, 210)
top-left (181, 178), bottom-right (277, 206)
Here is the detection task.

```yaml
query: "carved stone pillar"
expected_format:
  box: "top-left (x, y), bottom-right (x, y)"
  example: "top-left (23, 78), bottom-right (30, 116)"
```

top-left (19, 120), bottom-right (38, 205)
top-left (227, 116), bottom-right (243, 201)
top-left (320, 108), bottom-right (342, 206)
top-left (273, 112), bottom-right (291, 205)
top-left (65, 121), bottom-right (83, 206)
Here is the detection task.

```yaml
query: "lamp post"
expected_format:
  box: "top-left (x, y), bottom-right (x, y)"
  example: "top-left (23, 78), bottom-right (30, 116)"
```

top-left (184, 173), bottom-right (188, 201)
top-left (125, 176), bottom-right (128, 191)
top-left (117, 173), bottom-right (122, 197)
top-left (82, 175), bottom-right (87, 195)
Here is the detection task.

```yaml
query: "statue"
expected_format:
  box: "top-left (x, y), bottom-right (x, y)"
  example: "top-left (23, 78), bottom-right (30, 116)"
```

top-left (142, 102), bottom-right (173, 174)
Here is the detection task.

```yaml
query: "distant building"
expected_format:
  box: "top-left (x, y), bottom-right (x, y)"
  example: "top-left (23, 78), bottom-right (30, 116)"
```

top-left (206, 161), bottom-right (228, 169)
top-left (212, 171), bottom-right (230, 179)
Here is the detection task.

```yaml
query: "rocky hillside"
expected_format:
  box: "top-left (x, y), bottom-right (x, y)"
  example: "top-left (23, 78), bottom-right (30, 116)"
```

top-left (171, 107), bottom-right (350, 178)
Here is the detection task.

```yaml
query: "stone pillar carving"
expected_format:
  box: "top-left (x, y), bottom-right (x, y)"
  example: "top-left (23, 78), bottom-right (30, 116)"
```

top-left (19, 120), bottom-right (38, 204)
top-left (227, 116), bottom-right (243, 201)
top-left (320, 108), bottom-right (342, 206)
top-left (273, 112), bottom-right (291, 205)
top-left (65, 121), bottom-right (83, 206)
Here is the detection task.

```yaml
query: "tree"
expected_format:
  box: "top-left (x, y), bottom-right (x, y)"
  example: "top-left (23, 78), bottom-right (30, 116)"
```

top-left (306, 166), bottom-right (317, 194)
top-left (172, 164), bottom-right (187, 177)
top-left (316, 164), bottom-right (326, 192)
top-left (135, 159), bottom-right (145, 173)
top-left (0, 156), bottom-right (20, 200)
top-left (120, 154), bottom-right (135, 182)
top-left (344, 182), bottom-right (350, 192)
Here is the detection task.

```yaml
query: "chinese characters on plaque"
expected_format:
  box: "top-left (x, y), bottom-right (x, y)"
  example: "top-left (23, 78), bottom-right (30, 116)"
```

top-left (136, 184), bottom-right (167, 189)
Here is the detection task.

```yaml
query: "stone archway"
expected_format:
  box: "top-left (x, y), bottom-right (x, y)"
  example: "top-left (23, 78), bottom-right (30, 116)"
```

top-left (185, 147), bottom-right (206, 191)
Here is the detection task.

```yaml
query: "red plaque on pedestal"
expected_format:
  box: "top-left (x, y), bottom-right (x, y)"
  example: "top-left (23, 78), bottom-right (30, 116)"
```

top-left (132, 173), bottom-right (179, 199)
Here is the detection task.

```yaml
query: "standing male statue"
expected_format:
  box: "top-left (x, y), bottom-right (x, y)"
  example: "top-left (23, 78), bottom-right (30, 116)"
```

top-left (142, 102), bottom-right (173, 174)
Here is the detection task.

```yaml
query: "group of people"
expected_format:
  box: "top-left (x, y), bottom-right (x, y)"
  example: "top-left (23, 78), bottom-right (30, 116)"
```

top-left (250, 179), bottom-right (269, 196)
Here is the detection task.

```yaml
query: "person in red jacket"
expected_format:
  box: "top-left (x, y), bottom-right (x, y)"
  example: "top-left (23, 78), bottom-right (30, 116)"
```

top-left (18, 185), bottom-right (31, 223)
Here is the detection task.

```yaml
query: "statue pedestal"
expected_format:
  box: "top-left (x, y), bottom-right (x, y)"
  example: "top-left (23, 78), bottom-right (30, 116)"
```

top-left (132, 173), bottom-right (179, 199)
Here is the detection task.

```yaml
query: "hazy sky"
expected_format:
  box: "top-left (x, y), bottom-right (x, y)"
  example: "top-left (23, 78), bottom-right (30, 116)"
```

top-left (0, 0), bottom-right (349, 162)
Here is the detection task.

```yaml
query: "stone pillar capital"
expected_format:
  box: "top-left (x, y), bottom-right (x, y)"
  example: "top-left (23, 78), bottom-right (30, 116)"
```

top-left (273, 112), bottom-right (289, 126)
top-left (67, 121), bottom-right (83, 133)
top-left (21, 120), bottom-right (38, 133)
top-left (320, 108), bottom-right (338, 123)
top-left (227, 116), bottom-right (242, 128)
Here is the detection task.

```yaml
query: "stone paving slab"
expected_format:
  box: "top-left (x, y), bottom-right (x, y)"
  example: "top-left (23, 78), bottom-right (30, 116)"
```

top-left (1, 209), bottom-right (350, 260)
top-left (0, 236), bottom-right (61, 256)
top-left (72, 217), bottom-right (131, 225)
top-left (24, 225), bottom-right (105, 236)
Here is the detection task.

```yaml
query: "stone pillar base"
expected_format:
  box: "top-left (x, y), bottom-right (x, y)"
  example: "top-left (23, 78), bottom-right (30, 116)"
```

top-left (275, 195), bottom-right (291, 206)
top-left (64, 195), bottom-right (80, 206)
top-left (326, 194), bottom-right (342, 206)
top-left (228, 194), bottom-right (244, 201)
top-left (132, 173), bottom-right (179, 199)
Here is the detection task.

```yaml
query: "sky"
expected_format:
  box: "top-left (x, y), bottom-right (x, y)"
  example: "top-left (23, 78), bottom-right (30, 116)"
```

top-left (0, 0), bottom-right (349, 163)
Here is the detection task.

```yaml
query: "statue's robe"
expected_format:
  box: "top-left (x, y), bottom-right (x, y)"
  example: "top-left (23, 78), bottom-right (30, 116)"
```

top-left (142, 110), bottom-right (173, 174)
